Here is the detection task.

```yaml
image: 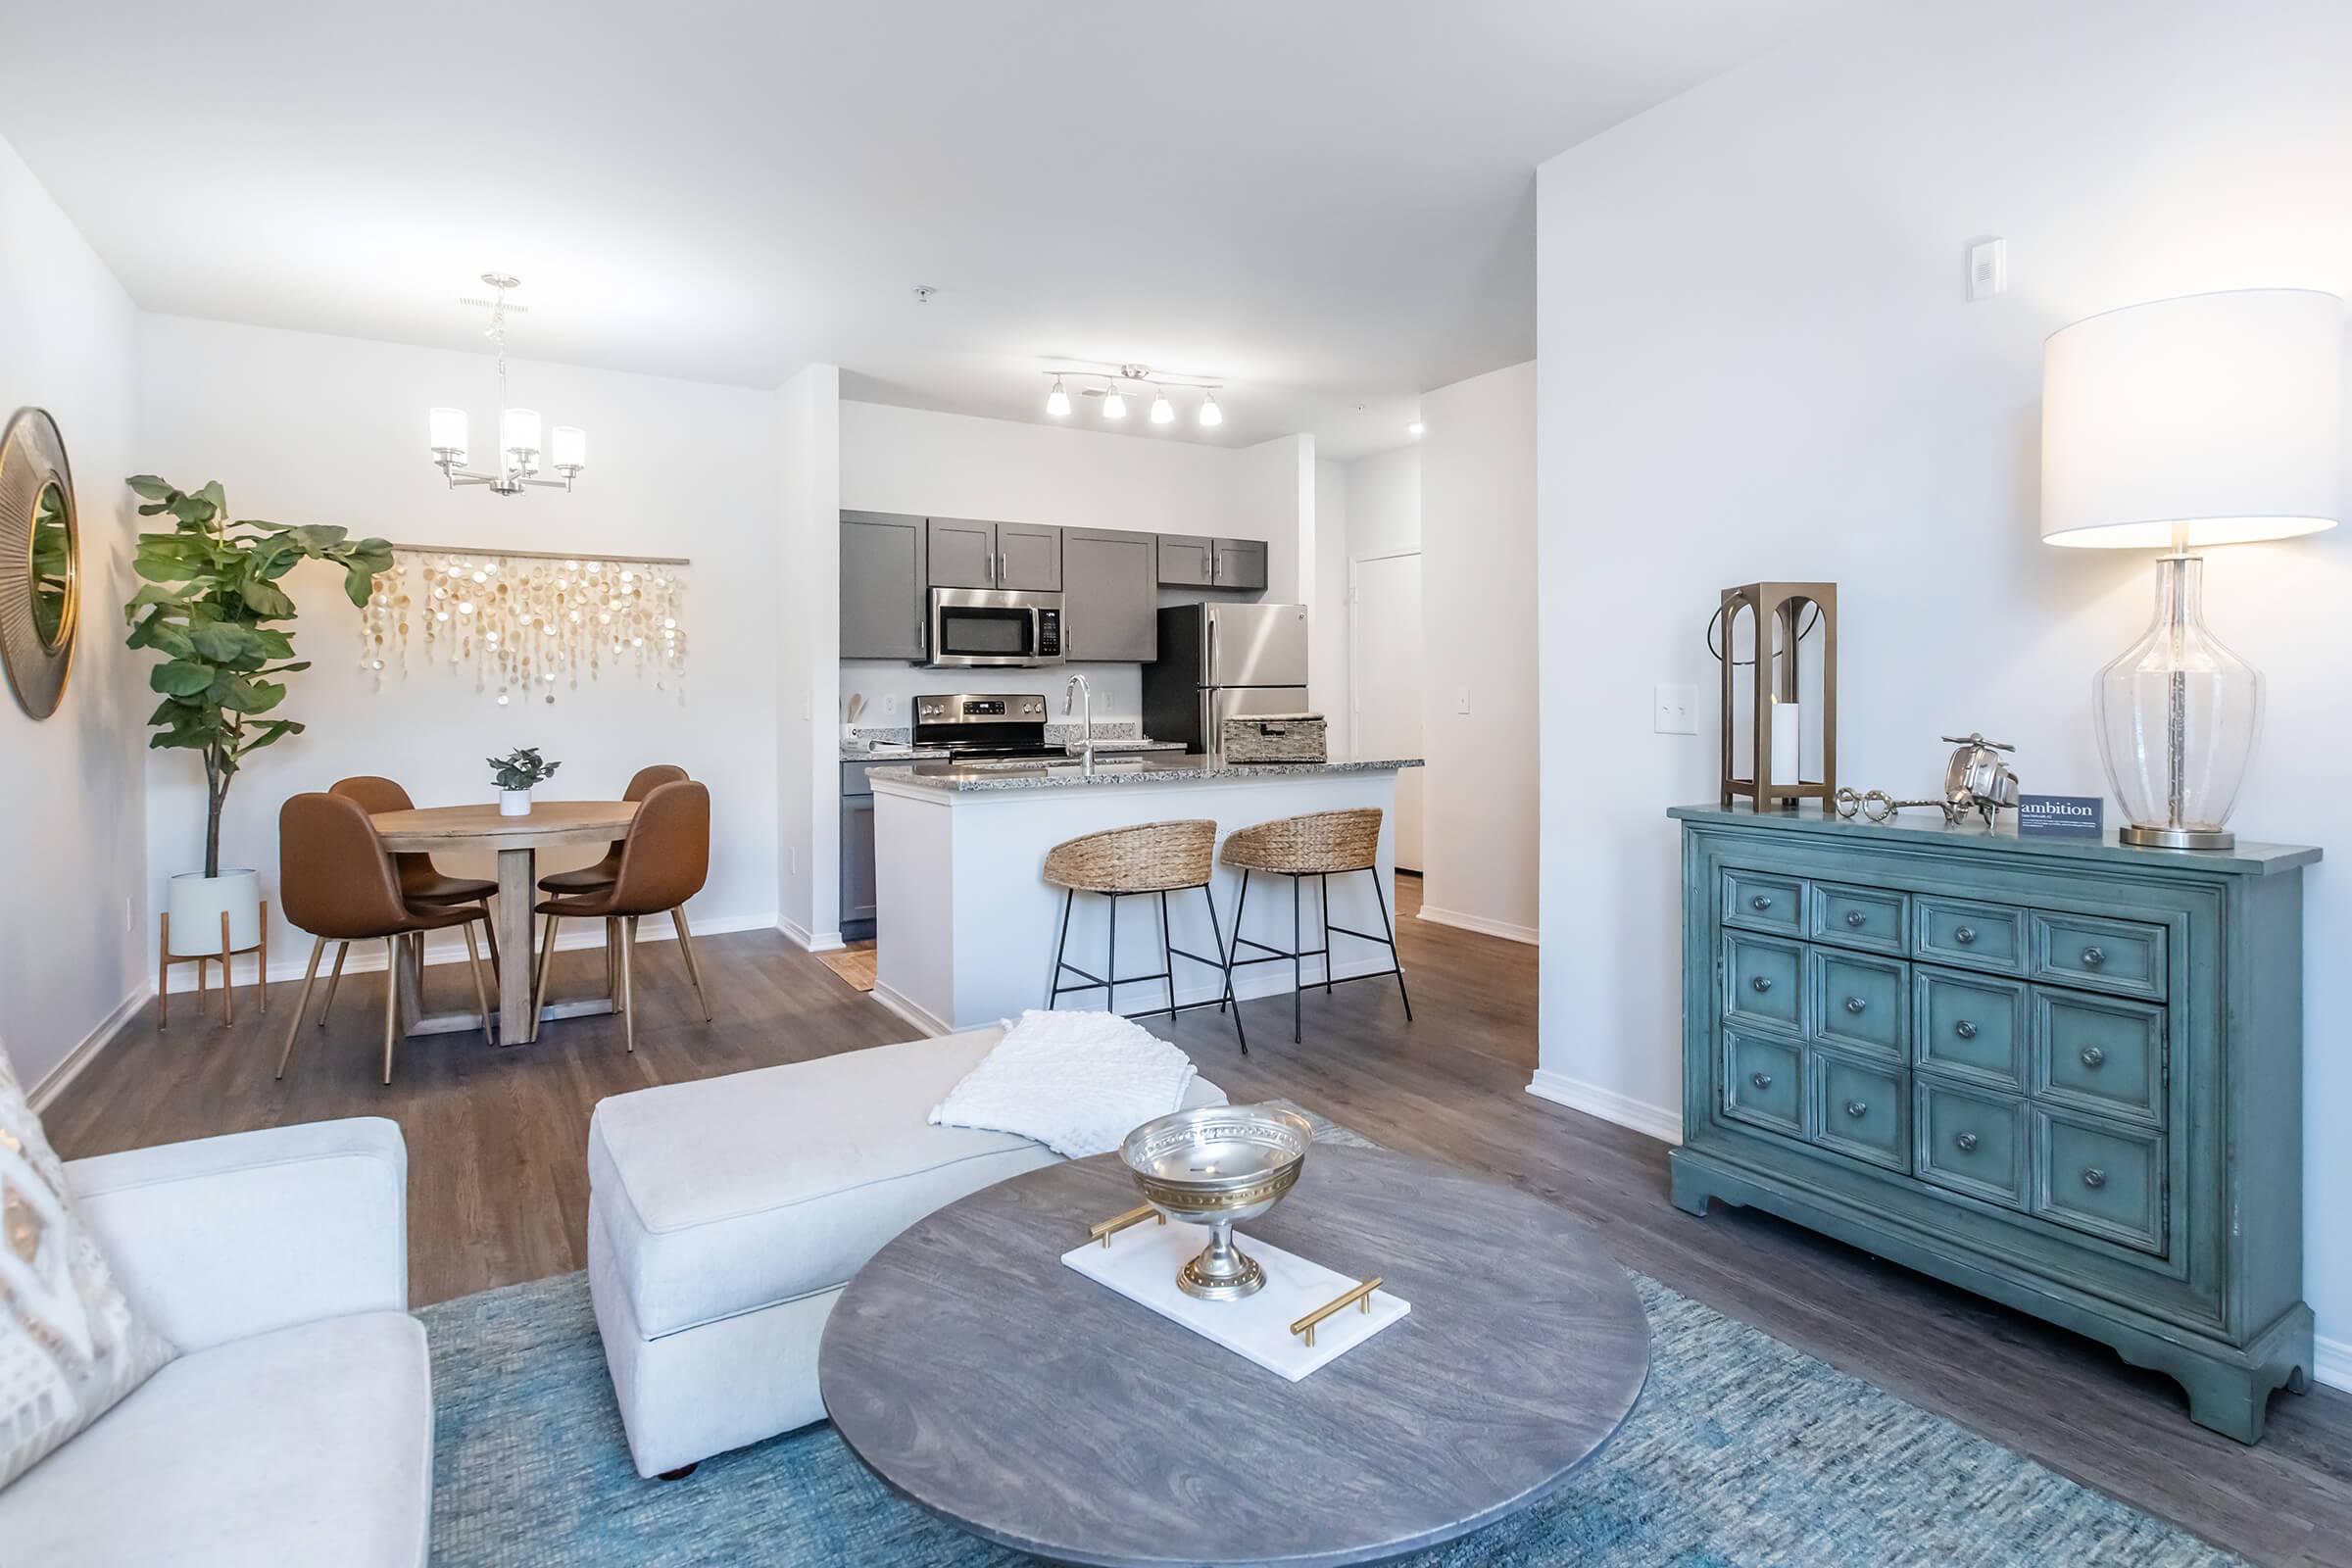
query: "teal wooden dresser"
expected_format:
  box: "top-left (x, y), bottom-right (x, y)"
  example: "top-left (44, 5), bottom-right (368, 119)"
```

top-left (1667, 805), bottom-right (2319, 1442)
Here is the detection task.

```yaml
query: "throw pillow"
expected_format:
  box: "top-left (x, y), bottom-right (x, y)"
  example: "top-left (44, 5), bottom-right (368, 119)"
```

top-left (929, 1009), bottom-right (1200, 1158)
top-left (0, 1039), bottom-right (175, 1488)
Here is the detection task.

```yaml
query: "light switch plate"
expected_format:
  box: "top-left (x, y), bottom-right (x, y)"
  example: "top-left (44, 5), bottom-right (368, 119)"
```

top-left (1654, 682), bottom-right (1698, 735)
top-left (1966, 236), bottom-right (2007, 301)
top-left (1454, 686), bottom-right (1471, 715)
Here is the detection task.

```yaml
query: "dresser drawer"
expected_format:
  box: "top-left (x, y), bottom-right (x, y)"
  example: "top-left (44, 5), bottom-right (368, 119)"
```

top-left (1913, 897), bottom-right (2024, 975)
top-left (1809, 949), bottom-right (1905, 1058)
top-left (2034, 1109), bottom-right (2165, 1254)
top-left (1722, 1030), bottom-right (1804, 1138)
top-left (1915, 967), bottom-right (2028, 1092)
top-left (2030, 912), bottom-right (2167, 1001)
top-left (1811, 882), bottom-right (1906, 955)
top-left (1724, 933), bottom-right (1803, 1033)
top-left (1721, 868), bottom-right (1805, 936)
top-left (2035, 992), bottom-right (2165, 1126)
top-left (1811, 1049), bottom-right (1907, 1172)
top-left (1916, 1081), bottom-right (2027, 1210)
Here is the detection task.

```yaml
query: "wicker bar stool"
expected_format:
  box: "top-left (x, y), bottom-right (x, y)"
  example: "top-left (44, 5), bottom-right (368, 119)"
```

top-left (1042, 820), bottom-right (1246, 1051)
top-left (1221, 807), bottom-right (1411, 1045)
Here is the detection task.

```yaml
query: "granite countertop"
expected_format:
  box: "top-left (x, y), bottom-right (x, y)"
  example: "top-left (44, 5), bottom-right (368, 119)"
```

top-left (841, 724), bottom-right (1188, 762)
top-left (868, 754), bottom-right (1425, 794)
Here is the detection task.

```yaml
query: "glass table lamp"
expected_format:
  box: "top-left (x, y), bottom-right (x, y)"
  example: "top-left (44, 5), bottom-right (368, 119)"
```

top-left (2040, 289), bottom-right (2343, 849)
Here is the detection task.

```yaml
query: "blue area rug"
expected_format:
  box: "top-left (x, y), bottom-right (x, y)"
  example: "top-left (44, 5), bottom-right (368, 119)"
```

top-left (418, 1110), bottom-right (2236, 1566)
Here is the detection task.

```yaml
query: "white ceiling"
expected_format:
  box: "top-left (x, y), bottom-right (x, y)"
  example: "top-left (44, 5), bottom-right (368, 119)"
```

top-left (2, 2), bottom-right (1857, 460)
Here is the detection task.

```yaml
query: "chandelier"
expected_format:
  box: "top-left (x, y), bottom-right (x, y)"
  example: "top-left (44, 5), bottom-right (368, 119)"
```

top-left (426, 273), bottom-right (587, 496)
top-left (1043, 363), bottom-right (1223, 428)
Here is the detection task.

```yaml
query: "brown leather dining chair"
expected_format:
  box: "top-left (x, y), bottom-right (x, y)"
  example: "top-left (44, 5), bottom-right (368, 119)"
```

top-left (538, 763), bottom-right (688, 895)
top-left (328, 775), bottom-right (502, 1005)
top-left (531, 779), bottom-right (711, 1053)
top-left (276, 792), bottom-right (496, 1084)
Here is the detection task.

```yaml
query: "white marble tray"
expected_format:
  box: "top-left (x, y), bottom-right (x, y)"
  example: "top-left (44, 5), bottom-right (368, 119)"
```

top-left (1061, 1219), bottom-right (1409, 1381)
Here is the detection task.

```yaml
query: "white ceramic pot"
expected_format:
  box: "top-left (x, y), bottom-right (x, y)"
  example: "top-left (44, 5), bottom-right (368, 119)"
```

top-left (500, 788), bottom-right (533, 817)
top-left (166, 869), bottom-right (262, 957)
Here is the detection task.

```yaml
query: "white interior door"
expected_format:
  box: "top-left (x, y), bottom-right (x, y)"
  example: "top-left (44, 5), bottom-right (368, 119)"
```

top-left (1349, 552), bottom-right (1424, 872)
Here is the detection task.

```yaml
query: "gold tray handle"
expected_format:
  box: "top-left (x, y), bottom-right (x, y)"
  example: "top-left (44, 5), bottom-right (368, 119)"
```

top-left (1291, 1276), bottom-right (1384, 1347)
top-left (1088, 1203), bottom-right (1166, 1249)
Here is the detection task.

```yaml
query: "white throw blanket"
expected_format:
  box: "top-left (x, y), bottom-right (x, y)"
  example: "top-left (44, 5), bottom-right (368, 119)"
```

top-left (928, 1010), bottom-right (1200, 1158)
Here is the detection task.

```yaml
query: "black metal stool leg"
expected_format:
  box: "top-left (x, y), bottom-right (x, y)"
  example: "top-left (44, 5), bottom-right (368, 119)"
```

top-left (1291, 873), bottom-right (1302, 1045)
top-left (1224, 870), bottom-right (1249, 1013)
top-left (1048, 887), bottom-right (1075, 1008)
top-left (1320, 872), bottom-right (1334, 994)
top-left (1201, 883), bottom-right (1246, 1054)
top-left (1370, 867), bottom-right (1411, 1020)
top-left (1156, 891), bottom-right (1178, 1019)
top-left (1105, 891), bottom-right (1118, 1016)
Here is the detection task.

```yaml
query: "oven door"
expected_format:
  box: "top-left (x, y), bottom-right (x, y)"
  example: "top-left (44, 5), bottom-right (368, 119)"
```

top-left (927, 588), bottom-right (1065, 667)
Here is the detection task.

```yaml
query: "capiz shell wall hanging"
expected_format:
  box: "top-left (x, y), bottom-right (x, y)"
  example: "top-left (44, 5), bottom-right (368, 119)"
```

top-left (360, 544), bottom-right (688, 705)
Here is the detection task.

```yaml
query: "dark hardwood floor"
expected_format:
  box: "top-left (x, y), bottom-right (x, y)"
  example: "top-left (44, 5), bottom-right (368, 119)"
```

top-left (46, 876), bottom-right (2352, 1564)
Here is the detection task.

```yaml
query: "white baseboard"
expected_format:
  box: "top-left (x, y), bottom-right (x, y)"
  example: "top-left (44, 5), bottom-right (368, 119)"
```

top-left (2316, 1331), bottom-right (2352, 1394)
top-left (869, 980), bottom-right (953, 1039)
top-left (1416, 905), bottom-right (1539, 946)
top-left (28, 986), bottom-right (150, 1112)
top-left (162, 909), bottom-right (778, 994)
top-left (1526, 1067), bottom-right (1683, 1146)
top-left (776, 915), bottom-right (846, 954)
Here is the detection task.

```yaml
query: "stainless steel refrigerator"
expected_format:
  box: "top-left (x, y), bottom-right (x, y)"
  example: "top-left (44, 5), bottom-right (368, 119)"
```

top-left (1142, 603), bottom-right (1310, 759)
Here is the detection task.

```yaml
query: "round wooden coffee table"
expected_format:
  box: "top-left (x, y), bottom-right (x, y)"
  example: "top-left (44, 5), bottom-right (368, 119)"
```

top-left (819, 1145), bottom-right (1649, 1567)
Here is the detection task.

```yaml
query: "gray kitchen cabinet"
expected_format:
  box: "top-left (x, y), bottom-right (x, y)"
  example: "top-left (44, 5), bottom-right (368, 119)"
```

top-left (926, 517), bottom-right (999, 589)
top-left (997, 522), bottom-right (1062, 591)
top-left (1210, 537), bottom-right (1268, 591)
top-left (840, 796), bottom-right (876, 931)
top-left (840, 512), bottom-right (929, 661)
top-left (1061, 528), bottom-right (1159, 662)
top-left (1157, 533), bottom-right (1214, 586)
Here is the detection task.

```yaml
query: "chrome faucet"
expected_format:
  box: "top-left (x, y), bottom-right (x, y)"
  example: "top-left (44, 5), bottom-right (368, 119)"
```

top-left (1063, 672), bottom-right (1095, 775)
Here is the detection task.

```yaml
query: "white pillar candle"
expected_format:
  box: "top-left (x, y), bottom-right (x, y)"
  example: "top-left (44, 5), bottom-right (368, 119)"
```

top-left (1771, 700), bottom-right (1803, 785)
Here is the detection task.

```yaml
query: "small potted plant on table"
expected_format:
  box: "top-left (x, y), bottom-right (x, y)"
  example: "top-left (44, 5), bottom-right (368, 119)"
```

top-left (490, 747), bottom-right (561, 815)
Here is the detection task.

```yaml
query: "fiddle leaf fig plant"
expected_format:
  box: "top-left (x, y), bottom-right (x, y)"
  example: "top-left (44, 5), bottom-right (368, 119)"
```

top-left (122, 475), bottom-right (394, 877)
top-left (489, 747), bottom-right (562, 791)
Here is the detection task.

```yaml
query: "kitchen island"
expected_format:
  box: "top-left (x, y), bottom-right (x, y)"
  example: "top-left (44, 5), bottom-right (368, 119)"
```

top-left (865, 754), bottom-right (1423, 1035)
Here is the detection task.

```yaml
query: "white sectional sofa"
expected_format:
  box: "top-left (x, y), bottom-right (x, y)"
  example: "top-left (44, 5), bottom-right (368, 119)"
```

top-left (587, 1024), bottom-right (1227, 1478)
top-left (0, 1117), bottom-right (430, 1567)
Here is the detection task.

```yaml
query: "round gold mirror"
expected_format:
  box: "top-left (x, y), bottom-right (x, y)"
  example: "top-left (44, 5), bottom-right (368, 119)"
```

top-left (0, 408), bottom-right (78, 718)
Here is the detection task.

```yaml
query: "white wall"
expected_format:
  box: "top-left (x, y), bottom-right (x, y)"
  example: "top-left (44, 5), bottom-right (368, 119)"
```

top-left (0, 136), bottom-right (148, 1094)
top-left (1421, 363), bottom-right (1539, 942)
top-left (1533, 0), bottom-right (2352, 1373)
top-left (136, 316), bottom-right (785, 976)
top-left (1347, 445), bottom-right (1422, 560)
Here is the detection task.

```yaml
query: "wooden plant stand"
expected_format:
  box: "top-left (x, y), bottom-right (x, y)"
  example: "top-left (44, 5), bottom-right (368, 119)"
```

top-left (159, 902), bottom-right (269, 1029)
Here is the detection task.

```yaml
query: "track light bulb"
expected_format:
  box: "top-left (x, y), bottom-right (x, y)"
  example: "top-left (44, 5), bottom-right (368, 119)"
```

top-left (1150, 388), bottom-right (1174, 424)
top-left (1102, 385), bottom-right (1128, 419)
top-left (1046, 378), bottom-right (1070, 417)
top-left (1199, 391), bottom-right (1223, 428)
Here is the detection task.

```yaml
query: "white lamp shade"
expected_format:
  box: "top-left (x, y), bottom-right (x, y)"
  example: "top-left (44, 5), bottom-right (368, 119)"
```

top-left (551, 425), bottom-right (587, 469)
top-left (1101, 389), bottom-right (1127, 419)
top-left (2040, 288), bottom-right (2344, 549)
top-left (428, 406), bottom-right (468, 456)
top-left (501, 407), bottom-right (543, 456)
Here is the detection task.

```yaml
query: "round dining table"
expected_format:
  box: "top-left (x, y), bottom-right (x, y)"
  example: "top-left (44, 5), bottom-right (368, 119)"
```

top-left (369, 800), bottom-right (636, 1046)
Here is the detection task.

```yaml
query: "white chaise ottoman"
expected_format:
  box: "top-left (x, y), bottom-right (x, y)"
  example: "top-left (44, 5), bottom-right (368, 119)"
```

top-left (586, 1024), bottom-right (1226, 1478)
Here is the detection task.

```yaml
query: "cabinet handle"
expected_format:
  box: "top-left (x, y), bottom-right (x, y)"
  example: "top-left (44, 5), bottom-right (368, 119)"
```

top-left (1954, 1019), bottom-right (1979, 1040)
top-left (1954, 925), bottom-right (1977, 946)
top-left (1955, 1132), bottom-right (1980, 1152)
top-left (2080, 946), bottom-right (2105, 967)
top-left (1750, 894), bottom-right (1775, 911)
top-left (1750, 1072), bottom-right (1774, 1091)
top-left (1844, 996), bottom-right (1867, 1014)
top-left (1844, 910), bottom-right (1867, 928)
top-left (1844, 1099), bottom-right (1869, 1118)
top-left (1750, 975), bottom-right (1773, 993)
top-left (2079, 1046), bottom-right (2105, 1068)
top-left (2082, 1166), bottom-right (2107, 1190)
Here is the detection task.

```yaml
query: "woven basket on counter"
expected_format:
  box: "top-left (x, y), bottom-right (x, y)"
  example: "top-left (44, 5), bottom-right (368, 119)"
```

top-left (1220, 713), bottom-right (1328, 764)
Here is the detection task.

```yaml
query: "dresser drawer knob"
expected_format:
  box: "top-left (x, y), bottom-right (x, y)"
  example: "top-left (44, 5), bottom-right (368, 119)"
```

top-left (2079, 1046), bottom-right (2105, 1068)
top-left (1954, 925), bottom-right (1977, 946)
top-left (1750, 975), bottom-right (1774, 993)
top-left (1844, 996), bottom-right (1867, 1014)
top-left (1750, 894), bottom-right (1775, 911)
top-left (2082, 1166), bottom-right (2107, 1190)
top-left (2080, 946), bottom-right (2105, 967)
top-left (1955, 1132), bottom-right (1980, 1152)
top-left (1750, 1072), bottom-right (1774, 1091)
top-left (1954, 1019), bottom-right (1979, 1040)
top-left (1844, 910), bottom-right (1868, 929)
top-left (1844, 1099), bottom-right (1869, 1118)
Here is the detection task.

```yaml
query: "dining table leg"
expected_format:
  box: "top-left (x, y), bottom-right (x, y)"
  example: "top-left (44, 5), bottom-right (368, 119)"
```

top-left (497, 846), bottom-right (538, 1045)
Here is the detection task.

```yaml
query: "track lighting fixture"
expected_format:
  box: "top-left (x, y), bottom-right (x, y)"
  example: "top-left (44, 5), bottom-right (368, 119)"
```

top-left (1039, 364), bottom-right (1226, 430)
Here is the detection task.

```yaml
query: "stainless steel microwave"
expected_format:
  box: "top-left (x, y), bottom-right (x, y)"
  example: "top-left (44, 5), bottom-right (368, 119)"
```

top-left (925, 586), bottom-right (1065, 668)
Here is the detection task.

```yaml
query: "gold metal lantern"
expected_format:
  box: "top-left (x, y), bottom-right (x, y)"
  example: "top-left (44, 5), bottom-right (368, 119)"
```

top-left (1717, 581), bottom-right (1837, 813)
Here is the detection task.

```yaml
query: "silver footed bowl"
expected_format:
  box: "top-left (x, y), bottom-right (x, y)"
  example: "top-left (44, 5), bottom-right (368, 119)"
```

top-left (1120, 1104), bottom-right (1313, 1300)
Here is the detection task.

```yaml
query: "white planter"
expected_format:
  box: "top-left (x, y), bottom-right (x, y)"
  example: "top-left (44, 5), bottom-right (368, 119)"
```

top-left (167, 869), bottom-right (263, 956)
top-left (500, 788), bottom-right (533, 817)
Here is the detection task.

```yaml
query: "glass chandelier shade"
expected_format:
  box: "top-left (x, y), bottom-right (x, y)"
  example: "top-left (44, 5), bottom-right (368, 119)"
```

top-left (428, 407), bottom-right (468, 461)
top-left (426, 274), bottom-right (586, 496)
